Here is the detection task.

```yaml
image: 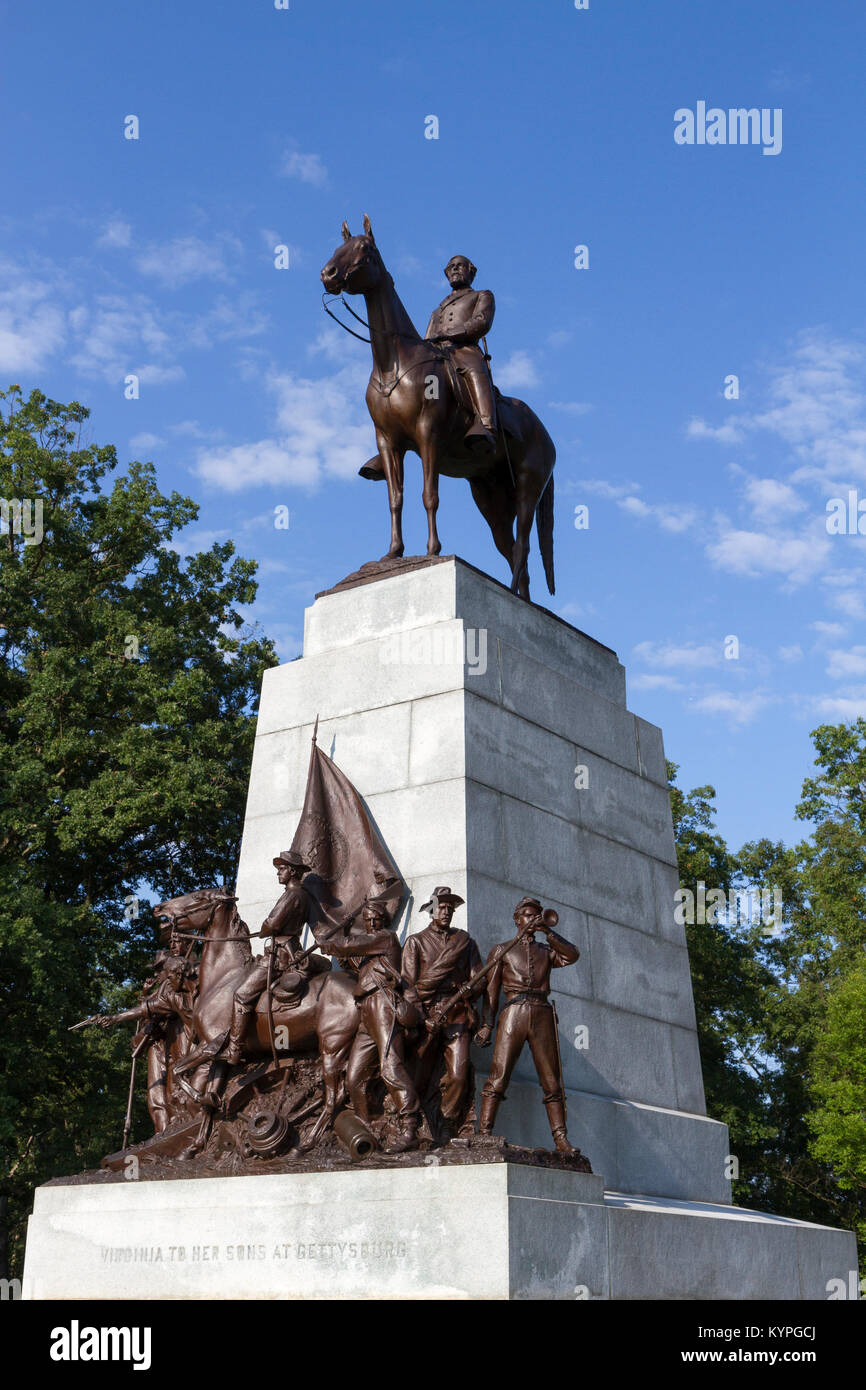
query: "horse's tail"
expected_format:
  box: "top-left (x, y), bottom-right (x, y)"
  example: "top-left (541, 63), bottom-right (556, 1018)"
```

top-left (536, 469), bottom-right (555, 596)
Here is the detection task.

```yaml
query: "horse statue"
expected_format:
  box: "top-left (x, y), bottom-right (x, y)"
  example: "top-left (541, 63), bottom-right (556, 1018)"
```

top-left (155, 888), bottom-right (362, 1155)
top-left (321, 216), bottom-right (556, 601)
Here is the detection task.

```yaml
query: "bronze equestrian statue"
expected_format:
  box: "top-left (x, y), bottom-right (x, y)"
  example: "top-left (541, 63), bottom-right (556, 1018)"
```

top-left (321, 218), bottom-right (556, 601)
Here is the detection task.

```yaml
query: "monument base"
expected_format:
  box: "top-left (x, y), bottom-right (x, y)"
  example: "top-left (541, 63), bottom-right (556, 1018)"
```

top-left (22, 1165), bottom-right (856, 1301)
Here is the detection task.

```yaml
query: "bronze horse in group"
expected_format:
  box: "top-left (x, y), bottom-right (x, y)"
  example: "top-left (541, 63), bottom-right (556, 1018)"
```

top-left (155, 889), bottom-right (361, 1153)
top-left (321, 216), bottom-right (556, 601)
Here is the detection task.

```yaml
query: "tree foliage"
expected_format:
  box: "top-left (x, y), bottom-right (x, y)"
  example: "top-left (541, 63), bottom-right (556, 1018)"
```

top-left (0, 387), bottom-right (277, 1274)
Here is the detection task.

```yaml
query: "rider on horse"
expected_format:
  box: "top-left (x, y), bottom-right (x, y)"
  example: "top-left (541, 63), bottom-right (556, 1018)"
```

top-left (224, 849), bottom-right (330, 1065)
top-left (425, 254), bottom-right (497, 454)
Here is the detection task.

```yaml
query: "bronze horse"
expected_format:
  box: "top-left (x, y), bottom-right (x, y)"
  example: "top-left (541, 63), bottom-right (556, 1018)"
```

top-left (155, 889), bottom-right (361, 1150)
top-left (321, 217), bottom-right (556, 600)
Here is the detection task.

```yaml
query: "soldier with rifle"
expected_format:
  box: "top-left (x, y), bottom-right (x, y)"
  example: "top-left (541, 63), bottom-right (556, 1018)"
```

top-left (401, 886), bottom-right (484, 1143)
top-left (319, 884), bottom-right (422, 1153)
top-left (475, 897), bottom-right (582, 1155)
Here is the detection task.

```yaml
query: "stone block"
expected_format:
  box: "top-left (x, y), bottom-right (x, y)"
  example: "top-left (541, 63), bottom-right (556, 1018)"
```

top-left (588, 918), bottom-right (697, 1029)
top-left (23, 1166), bottom-right (857, 1301)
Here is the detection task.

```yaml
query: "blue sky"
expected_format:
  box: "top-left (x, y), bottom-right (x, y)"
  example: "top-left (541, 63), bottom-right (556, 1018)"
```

top-left (2, 0), bottom-right (865, 855)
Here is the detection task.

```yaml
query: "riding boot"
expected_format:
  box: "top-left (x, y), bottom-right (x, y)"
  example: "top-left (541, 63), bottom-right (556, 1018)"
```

top-left (545, 1100), bottom-right (577, 1154)
top-left (224, 999), bottom-right (253, 1065)
top-left (463, 370), bottom-right (496, 452)
top-left (478, 1093), bottom-right (500, 1136)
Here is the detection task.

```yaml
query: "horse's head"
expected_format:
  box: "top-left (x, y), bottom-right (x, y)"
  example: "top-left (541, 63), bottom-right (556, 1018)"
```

top-left (321, 215), bottom-right (384, 296)
top-left (154, 887), bottom-right (239, 940)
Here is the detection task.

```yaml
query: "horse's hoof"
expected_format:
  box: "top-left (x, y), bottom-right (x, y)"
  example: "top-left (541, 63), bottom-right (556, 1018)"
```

top-left (382, 548), bottom-right (404, 561)
top-left (427, 543), bottom-right (442, 557)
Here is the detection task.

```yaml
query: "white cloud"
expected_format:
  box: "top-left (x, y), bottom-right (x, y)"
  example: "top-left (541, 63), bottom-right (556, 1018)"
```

top-left (136, 363), bottom-right (185, 386)
top-left (618, 495), bottom-right (698, 533)
top-left (633, 640), bottom-right (722, 670)
top-left (129, 432), bottom-right (165, 451)
top-left (810, 690), bottom-right (866, 720)
top-left (193, 362), bottom-right (373, 493)
top-left (280, 148), bottom-right (328, 187)
top-left (168, 527), bottom-right (231, 557)
top-left (687, 417), bottom-right (744, 445)
top-left (826, 646), bottom-right (866, 678)
top-left (547, 399), bottom-right (593, 415)
top-left (0, 273), bottom-right (66, 372)
top-left (496, 350), bottom-right (539, 391)
top-left (67, 294), bottom-right (174, 384)
top-left (778, 644), bottom-right (803, 663)
top-left (690, 690), bottom-right (773, 725)
top-left (186, 294), bottom-right (269, 347)
top-left (195, 439), bottom-right (318, 492)
top-left (706, 520), bottom-right (831, 585)
top-left (689, 331), bottom-right (866, 488)
top-left (97, 219), bottom-right (132, 249)
top-left (135, 235), bottom-right (241, 288)
top-left (828, 588), bottom-right (866, 620)
top-left (742, 477), bottom-right (807, 516)
top-left (811, 620), bottom-right (847, 638)
top-left (629, 672), bottom-right (685, 691)
top-left (573, 478), bottom-right (639, 499)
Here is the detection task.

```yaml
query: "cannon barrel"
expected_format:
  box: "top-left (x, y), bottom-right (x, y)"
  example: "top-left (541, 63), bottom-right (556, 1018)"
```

top-left (333, 1110), bottom-right (378, 1162)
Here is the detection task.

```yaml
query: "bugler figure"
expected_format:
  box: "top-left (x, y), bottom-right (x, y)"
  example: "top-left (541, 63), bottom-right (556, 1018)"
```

top-left (476, 896), bottom-right (582, 1155)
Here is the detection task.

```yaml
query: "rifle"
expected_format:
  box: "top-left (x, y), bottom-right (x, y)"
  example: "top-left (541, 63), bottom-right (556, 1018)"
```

top-left (417, 909), bottom-right (560, 1056)
top-left (122, 1028), bottom-right (153, 1150)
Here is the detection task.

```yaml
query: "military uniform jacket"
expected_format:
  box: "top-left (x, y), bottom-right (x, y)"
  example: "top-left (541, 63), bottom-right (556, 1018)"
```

top-left (402, 926), bottom-right (482, 1003)
top-left (425, 287), bottom-right (495, 346)
top-left (261, 882), bottom-right (313, 940)
top-left (328, 928), bottom-right (402, 998)
top-left (484, 931), bottom-right (579, 1014)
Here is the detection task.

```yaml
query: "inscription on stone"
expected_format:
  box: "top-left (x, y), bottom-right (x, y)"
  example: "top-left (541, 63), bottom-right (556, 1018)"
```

top-left (100, 1239), bottom-right (410, 1264)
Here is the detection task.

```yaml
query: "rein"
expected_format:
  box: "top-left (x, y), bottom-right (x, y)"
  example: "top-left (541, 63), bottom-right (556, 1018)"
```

top-left (322, 292), bottom-right (375, 344)
top-left (321, 291), bottom-right (445, 396)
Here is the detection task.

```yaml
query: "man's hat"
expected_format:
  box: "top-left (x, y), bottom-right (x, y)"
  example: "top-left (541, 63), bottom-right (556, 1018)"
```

top-left (360, 873), bottom-right (401, 922)
top-left (514, 895), bottom-right (543, 915)
top-left (420, 885), bottom-right (466, 913)
top-left (273, 849), bottom-right (311, 872)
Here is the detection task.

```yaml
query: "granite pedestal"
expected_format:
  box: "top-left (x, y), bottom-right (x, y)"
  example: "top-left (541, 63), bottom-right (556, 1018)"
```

top-left (23, 1166), bottom-right (856, 1301)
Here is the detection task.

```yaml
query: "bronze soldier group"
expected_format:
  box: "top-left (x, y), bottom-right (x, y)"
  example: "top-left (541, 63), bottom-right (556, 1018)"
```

top-left (94, 856), bottom-right (583, 1160)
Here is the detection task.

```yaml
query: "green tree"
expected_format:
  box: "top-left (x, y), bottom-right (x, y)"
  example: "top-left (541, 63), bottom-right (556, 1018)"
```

top-left (668, 764), bottom-right (775, 1206)
top-left (0, 386), bottom-right (277, 1275)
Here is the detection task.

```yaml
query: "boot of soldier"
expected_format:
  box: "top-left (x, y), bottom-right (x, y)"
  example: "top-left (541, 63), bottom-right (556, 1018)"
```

top-left (223, 1000), bottom-right (251, 1065)
top-left (477, 1093), bottom-right (500, 1137)
top-left (385, 1115), bottom-right (419, 1154)
top-left (545, 1100), bottom-right (577, 1154)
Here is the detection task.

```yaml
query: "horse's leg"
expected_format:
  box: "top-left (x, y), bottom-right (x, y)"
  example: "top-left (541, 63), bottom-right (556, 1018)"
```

top-left (513, 481), bottom-right (536, 601)
top-left (377, 430), bottom-right (405, 560)
top-left (469, 474), bottom-right (516, 572)
top-left (418, 430), bottom-right (441, 556)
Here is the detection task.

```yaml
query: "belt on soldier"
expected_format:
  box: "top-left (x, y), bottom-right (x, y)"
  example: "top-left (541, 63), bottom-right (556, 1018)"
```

top-left (502, 991), bottom-right (551, 1009)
